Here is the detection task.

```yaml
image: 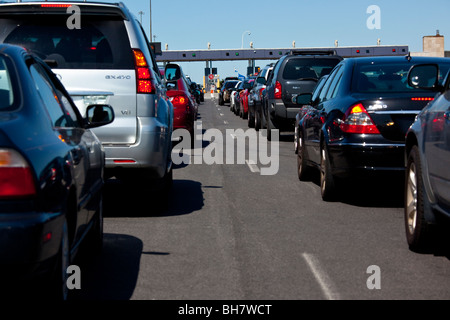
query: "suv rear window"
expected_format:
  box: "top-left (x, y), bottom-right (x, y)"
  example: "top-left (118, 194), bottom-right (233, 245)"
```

top-left (283, 58), bottom-right (340, 80)
top-left (1, 16), bottom-right (134, 70)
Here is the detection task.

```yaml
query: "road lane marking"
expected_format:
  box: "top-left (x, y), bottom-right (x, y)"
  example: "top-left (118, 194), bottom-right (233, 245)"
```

top-left (246, 160), bottom-right (261, 173)
top-left (302, 253), bottom-right (340, 300)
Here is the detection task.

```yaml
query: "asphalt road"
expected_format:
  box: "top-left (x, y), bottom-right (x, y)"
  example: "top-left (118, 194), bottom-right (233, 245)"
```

top-left (72, 95), bottom-right (450, 301)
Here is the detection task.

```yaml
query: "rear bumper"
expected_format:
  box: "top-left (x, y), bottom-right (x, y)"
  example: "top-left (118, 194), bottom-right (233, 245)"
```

top-left (328, 142), bottom-right (405, 178)
top-left (0, 212), bottom-right (63, 280)
top-left (104, 117), bottom-right (170, 178)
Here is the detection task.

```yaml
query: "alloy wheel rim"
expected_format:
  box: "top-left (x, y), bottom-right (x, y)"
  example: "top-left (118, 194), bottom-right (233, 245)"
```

top-left (320, 149), bottom-right (326, 192)
top-left (406, 163), bottom-right (418, 235)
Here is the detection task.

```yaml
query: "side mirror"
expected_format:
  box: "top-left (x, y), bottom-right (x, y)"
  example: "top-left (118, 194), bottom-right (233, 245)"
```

top-left (408, 64), bottom-right (440, 90)
top-left (165, 63), bottom-right (182, 81)
top-left (293, 93), bottom-right (313, 105)
top-left (86, 105), bottom-right (115, 128)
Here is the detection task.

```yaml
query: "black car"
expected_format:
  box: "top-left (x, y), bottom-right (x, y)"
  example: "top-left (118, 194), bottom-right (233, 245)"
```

top-left (0, 44), bottom-right (114, 299)
top-left (404, 63), bottom-right (450, 252)
top-left (294, 56), bottom-right (450, 201)
top-left (264, 50), bottom-right (343, 140)
top-left (294, 74), bottom-right (329, 156)
top-left (219, 80), bottom-right (239, 105)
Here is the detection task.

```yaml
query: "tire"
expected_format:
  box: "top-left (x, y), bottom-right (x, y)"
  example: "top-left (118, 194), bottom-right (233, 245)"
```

top-left (266, 109), bottom-right (274, 141)
top-left (297, 132), bottom-right (312, 181)
top-left (255, 109), bottom-right (261, 131)
top-left (320, 144), bottom-right (337, 201)
top-left (51, 217), bottom-right (70, 300)
top-left (248, 109), bottom-right (255, 128)
top-left (85, 192), bottom-right (104, 255)
top-left (405, 145), bottom-right (433, 252)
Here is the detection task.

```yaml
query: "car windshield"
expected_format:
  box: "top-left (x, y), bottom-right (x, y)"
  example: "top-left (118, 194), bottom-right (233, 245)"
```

top-left (1, 16), bottom-right (134, 70)
top-left (353, 61), bottom-right (450, 93)
top-left (225, 81), bottom-right (239, 89)
top-left (283, 58), bottom-right (340, 80)
top-left (0, 55), bottom-right (18, 111)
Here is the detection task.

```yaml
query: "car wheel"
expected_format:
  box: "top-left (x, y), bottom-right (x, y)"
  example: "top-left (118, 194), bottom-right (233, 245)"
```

top-left (266, 110), bottom-right (274, 141)
top-left (405, 145), bottom-right (433, 252)
top-left (85, 193), bottom-right (104, 254)
top-left (255, 109), bottom-right (261, 131)
top-left (320, 144), bottom-right (337, 201)
top-left (51, 217), bottom-right (70, 300)
top-left (248, 110), bottom-right (255, 128)
top-left (297, 132), bottom-right (312, 181)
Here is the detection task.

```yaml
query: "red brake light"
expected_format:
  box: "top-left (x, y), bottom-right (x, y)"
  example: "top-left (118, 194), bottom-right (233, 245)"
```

top-left (275, 81), bottom-right (282, 99)
top-left (340, 103), bottom-right (380, 134)
top-left (0, 150), bottom-right (36, 199)
top-left (41, 4), bottom-right (72, 8)
top-left (411, 97), bottom-right (434, 101)
top-left (133, 49), bottom-right (156, 94)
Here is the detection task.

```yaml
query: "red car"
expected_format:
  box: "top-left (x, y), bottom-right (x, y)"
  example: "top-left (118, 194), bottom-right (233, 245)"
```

top-left (161, 64), bottom-right (197, 136)
top-left (238, 79), bottom-right (254, 119)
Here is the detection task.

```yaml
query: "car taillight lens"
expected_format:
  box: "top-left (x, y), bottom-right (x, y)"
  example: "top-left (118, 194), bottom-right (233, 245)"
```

top-left (340, 103), bottom-right (380, 134)
top-left (170, 95), bottom-right (189, 111)
top-left (133, 49), bottom-right (156, 94)
top-left (275, 81), bottom-right (282, 99)
top-left (0, 149), bottom-right (36, 199)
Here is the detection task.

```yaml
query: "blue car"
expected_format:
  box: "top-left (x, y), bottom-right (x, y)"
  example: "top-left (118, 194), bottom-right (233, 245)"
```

top-left (405, 63), bottom-right (450, 252)
top-left (0, 44), bottom-right (114, 299)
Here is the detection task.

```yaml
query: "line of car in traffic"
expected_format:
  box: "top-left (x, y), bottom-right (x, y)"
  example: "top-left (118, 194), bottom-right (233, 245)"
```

top-left (0, 1), bottom-right (203, 300)
top-left (220, 51), bottom-right (450, 253)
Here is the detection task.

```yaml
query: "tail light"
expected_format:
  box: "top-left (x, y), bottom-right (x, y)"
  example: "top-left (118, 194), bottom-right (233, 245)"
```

top-left (340, 103), bottom-right (380, 134)
top-left (275, 81), bottom-right (282, 99)
top-left (133, 49), bottom-right (156, 94)
top-left (170, 94), bottom-right (190, 112)
top-left (259, 87), bottom-right (265, 98)
top-left (0, 149), bottom-right (36, 199)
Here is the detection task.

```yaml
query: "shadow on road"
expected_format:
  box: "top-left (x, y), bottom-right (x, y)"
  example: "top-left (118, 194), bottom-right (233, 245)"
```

top-left (71, 233), bottom-right (143, 300)
top-left (104, 179), bottom-right (204, 218)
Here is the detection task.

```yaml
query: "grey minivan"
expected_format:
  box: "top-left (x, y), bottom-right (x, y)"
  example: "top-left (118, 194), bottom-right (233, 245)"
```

top-left (0, 1), bottom-right (174, 193)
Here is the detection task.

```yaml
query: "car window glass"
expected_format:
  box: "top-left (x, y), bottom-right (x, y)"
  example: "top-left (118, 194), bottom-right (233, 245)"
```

top-left (318, 69), bottom-right (338, 103)
top-left (353, 62), bottom-right (450, 93)
top-left (0, 56), bottom-right (17, 111)
top-left (283, 58), bottom-right (340, 80)
top-left (325, 66), bottom-right (343, 100)
top-left (311, 76), bottom-right (328, 102)
top-left (29, 63), bottom-right (77, 128)
top-left (3, 16), bottom-right (134, 70)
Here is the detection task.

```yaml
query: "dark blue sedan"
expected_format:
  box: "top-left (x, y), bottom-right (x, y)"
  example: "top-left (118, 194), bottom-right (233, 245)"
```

top-left (405, 63), bottom-right (450, 252)
top-left (294, 56), bottom-right (450, 201)
top-left (0, 44), bottom-right (114, 299)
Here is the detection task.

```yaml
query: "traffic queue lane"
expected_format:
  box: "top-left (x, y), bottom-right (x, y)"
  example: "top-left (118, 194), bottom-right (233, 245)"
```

top-left (71, 94), bottom-right (450, 301)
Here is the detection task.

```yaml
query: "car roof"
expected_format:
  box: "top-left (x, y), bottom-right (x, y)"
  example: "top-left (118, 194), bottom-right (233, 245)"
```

top-left (347, 55), bottom-right (450, 65)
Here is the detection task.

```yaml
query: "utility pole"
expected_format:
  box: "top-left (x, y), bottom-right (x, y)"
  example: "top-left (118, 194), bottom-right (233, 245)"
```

top-left (138, 11), bottom-right (144, 25)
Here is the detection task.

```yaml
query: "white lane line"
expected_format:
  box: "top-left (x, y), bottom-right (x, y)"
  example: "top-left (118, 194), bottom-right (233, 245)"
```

top-left (302, 253), bottom-right (341, 300)
top-left (246, 160), bottom-right (261, 173)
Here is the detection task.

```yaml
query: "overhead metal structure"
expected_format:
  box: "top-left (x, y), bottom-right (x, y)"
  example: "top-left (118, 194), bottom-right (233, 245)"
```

top-left (155, 45), bottom-right (409, 63)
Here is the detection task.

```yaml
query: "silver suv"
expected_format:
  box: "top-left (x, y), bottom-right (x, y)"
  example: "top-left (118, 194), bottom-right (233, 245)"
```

top-left (0, 1), bottom-right (174, 191)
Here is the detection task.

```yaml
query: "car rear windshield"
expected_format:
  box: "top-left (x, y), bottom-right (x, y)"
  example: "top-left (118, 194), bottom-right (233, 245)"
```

top-left (283, 58), bottom-right (340, 80)
top-left (353, 61), bottom-right (450, 93)
top-left (1, 16), bottom-right (134, 70)
top-left (0, 55), bottom-right (19, 111)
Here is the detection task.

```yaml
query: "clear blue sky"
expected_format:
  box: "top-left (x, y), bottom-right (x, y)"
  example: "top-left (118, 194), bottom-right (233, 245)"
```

top-left (19, 0), bottom-right (450, 84)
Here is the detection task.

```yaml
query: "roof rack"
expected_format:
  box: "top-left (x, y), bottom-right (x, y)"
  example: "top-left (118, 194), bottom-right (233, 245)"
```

top-left (289, 50), bottom-right (338, 56)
